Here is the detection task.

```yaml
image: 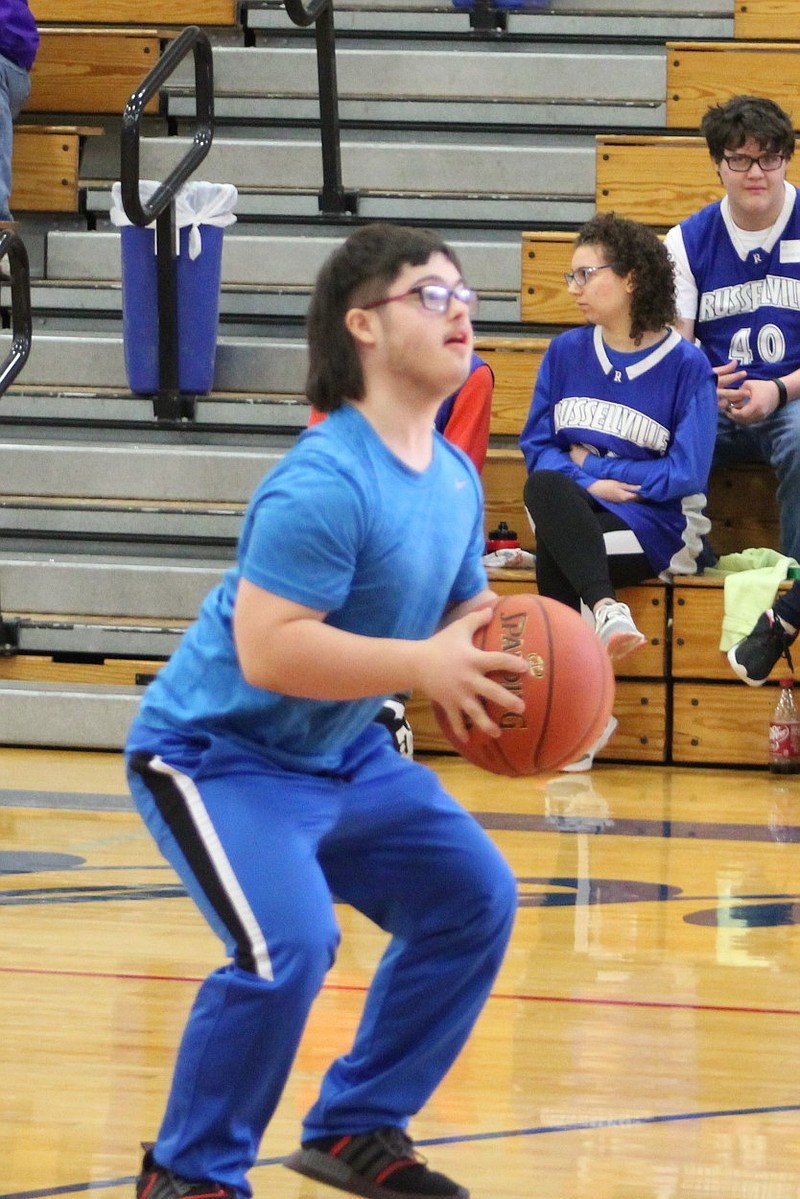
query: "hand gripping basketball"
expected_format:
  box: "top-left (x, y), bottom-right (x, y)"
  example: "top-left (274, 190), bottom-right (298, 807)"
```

top-left (433, 593), bottom-right (615, 776)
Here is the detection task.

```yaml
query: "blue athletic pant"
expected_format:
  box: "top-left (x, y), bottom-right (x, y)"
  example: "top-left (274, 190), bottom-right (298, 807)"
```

top-left (126, 721), bottom-right (517, 1197)
top-left (713, 401), bottom-right (800, 563)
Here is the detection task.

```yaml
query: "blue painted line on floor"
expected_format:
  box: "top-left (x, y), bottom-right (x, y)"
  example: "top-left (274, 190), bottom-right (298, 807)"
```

top-left (6, 1104), bottom-right (800, 1199)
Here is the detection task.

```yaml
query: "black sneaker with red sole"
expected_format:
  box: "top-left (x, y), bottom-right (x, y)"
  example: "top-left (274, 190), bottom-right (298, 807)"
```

top-left (136, 1150), bottom-right (236, 1199)
top-left (284, 1128), bottom-right (468, 1199)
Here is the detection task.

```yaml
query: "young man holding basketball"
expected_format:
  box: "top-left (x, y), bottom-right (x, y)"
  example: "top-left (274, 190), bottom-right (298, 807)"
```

top-left (125, 223), bottom-right (526, 1199)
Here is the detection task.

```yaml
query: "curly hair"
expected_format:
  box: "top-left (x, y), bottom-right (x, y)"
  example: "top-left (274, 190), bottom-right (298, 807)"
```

top-left (700, 95), bottom-right (795, 163)
top-left (305, 223), bottom-right (462, 412)
top-left (575, 212), bottom-right (677, 344)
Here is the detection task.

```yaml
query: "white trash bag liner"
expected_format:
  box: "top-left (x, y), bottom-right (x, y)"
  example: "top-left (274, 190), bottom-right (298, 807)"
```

top-left (110, 180), bottom-right (238, 259)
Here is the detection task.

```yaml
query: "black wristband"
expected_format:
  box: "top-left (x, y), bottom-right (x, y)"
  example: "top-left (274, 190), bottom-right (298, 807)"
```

top-left (775, 378), bottom-right (789, 408)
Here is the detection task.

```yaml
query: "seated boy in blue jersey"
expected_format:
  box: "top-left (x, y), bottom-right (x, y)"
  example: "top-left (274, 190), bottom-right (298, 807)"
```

top-left (125, 223), bottom-right (528, 1199)
top-left (521, 212), bottom-right (717, 770)
top-left (665, 95), bottom-right (800, 564)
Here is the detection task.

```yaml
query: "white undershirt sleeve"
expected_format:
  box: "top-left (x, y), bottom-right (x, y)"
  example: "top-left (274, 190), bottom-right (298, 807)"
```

top-left (663, 224), bottom-right (699, 321)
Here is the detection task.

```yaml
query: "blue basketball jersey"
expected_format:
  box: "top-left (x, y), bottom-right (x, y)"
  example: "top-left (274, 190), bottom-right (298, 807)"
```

top-left (520, 325), bottom-right (718, 575)
top-left (678, 189), bottom-right (800, 378)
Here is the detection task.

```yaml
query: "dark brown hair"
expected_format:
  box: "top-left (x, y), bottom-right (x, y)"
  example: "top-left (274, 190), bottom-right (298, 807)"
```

top-left (305, 223), bottom-right (462, 412)
top-left (701, 95), bottom-right (794, 163)
top-left (575, 211), bottom-right (677, 344)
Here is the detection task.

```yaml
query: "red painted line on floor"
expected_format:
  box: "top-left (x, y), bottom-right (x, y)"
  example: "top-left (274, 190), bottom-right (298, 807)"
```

top-left (2, 965), bottom-right (799, 1017)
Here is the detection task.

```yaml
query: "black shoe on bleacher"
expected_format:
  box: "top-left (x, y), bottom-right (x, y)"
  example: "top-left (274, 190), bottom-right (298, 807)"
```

top-left (728, 609), bottom-right (797, 686)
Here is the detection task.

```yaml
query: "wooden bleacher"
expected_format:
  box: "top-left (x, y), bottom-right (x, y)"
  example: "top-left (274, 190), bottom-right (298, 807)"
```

top-left (27, 28), bottom-right (162, 115)
top-left (10, 25), bottom-right (170, 214)
top-left (666, 42), bottom-right (800, 129)
top-left (32, 0), bottom-right (237, 25)
top-left (10, 124), bottom-right (102, 213)
top-left (476, 336), bottom-right (545, 547)
top-left (596, 134), bottom-right (800, 228)
top-left (734, 0), bottom-right (800, 41)
top-left (671, 577), bottom-right (795, 766)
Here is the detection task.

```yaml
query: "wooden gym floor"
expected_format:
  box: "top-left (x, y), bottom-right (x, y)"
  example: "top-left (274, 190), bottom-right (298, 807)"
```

top-left (2, 746), bottom-right (800, 1199)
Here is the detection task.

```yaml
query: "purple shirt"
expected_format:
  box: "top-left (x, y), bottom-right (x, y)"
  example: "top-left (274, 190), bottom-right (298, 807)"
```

top-left (0, 0), bottom-right (39, 71)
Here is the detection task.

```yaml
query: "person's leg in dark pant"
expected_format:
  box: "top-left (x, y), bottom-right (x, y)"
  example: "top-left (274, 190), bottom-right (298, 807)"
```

top-left (525, 469), bottom-right (655, 607)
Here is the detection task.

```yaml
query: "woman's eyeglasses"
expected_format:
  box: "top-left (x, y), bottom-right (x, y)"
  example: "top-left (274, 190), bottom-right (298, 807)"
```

top-left (363, 284), bottom-right (479, 317)
top-left (564, 264), bottom-right (618, 288)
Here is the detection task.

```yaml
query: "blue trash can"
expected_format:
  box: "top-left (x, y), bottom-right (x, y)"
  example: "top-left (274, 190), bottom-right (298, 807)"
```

top-left (112, 181), bottom-right (237, 395)
top-left (119, 222), bottom-right (224, 394)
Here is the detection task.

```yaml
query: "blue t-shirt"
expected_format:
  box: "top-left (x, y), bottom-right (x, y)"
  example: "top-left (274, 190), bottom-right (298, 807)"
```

top-left (129, 404), bottom-right (487, 771)
top-left (519, 325), bottom-right (718, 575)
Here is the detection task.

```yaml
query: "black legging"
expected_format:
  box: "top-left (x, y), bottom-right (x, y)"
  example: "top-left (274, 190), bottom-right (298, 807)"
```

top-left (524, 469), bottom-right (655, 612)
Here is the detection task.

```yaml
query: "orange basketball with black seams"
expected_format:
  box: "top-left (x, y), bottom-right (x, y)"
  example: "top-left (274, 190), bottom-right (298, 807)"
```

top-left (434, 593), bottom-right (616, 776)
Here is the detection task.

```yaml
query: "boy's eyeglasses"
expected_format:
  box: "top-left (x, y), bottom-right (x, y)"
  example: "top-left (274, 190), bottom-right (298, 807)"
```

top-left (722, 152), bottom-right (785, 173)
top-left (564, 263), bottom-right (618, 288)
top-left (363, 284), bottom-right (479, 317)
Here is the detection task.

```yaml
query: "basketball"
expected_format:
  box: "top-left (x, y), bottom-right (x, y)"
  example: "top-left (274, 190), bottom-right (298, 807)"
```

top-left (433, 593), bottom-right (615, 776)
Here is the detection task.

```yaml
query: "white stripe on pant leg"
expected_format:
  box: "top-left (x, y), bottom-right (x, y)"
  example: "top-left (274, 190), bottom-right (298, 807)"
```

top-left (150, 755), bottom-right (274, 981)
top-left (602, 528), bottom-right (644, 557)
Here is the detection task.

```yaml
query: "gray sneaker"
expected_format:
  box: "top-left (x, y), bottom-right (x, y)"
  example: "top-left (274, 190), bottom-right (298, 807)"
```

top-left (594, 601), bottom-right (647, 662)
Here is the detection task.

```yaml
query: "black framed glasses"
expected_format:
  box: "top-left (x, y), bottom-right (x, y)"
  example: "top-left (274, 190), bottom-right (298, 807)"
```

top-left (722, 151), bottom-right (785, 173)
top-left (564, 263), bottom-right (618, 288)
top-left (363, 283), bottom-right (479, 317)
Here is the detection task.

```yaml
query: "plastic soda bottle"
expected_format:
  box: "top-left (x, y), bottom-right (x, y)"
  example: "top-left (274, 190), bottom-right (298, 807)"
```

top-left (768, 677), bottom-right (800, 774)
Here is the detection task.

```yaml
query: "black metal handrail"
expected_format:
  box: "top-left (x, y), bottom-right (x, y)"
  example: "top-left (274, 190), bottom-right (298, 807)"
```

top-left (120, 25), bottom-right (214, 420)
top-left (0, 229), bottom-right (33, 399)
top-left (284, 0), bottom-right (358, 215)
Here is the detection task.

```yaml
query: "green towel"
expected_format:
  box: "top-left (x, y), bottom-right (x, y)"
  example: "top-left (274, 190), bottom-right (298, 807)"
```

top-left (705, 548), bottom-right (799, 650)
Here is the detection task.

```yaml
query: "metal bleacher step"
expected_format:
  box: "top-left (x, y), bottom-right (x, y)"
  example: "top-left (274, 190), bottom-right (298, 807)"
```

top-left (0, 433), bottom-right (291, 556)
top-left (0, 552), bottom-right (227, 620)
top-left (0, 551), bottom-right (226, 748)
top-left (35, 227), bottom-right (524, 325)
top-left (0, 436), bottom-right (290, 502)
top-left (242, 0), bottom-right (733, 40)
top-left (80, 130), bottom-right (597, 224)
top-left (0, 331), bottom-right (309, 394)
top-left (0, 386), bottom-right (310, 431)
top-left (0, 680), bottom-right (143, 750)
top-left (0, 496), bottom-right (246, 556)
top-left (165, 41), bottom-right (667, 130)
top-left (5, 612), bottom-right (186, 658)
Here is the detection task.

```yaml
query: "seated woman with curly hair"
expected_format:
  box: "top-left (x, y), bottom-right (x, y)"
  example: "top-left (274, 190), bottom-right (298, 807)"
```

top-left (520, 212), bottom-right (718, 767)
